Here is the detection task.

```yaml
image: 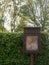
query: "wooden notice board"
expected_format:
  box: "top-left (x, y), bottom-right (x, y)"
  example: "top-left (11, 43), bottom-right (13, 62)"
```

top-left (23, 27), bottom-right (41, 54)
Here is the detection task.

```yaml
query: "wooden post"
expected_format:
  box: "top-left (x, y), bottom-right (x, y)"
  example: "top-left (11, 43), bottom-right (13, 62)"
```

top-left (30, 54), bottom-right (34, 65)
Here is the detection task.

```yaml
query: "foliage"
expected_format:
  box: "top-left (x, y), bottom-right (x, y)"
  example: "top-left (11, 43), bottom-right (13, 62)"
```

top-left (0, 32), bottom-right (49, 65)
top-left (35, 33), bottom-right (49, 65)
top-left (16, 17), bottom-right (26, 32)
top-left (0, 0), bottom-right (49, 32)
top-left (19, 0), bottom-right (49, 32)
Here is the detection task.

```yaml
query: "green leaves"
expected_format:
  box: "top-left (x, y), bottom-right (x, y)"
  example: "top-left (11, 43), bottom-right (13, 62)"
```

top-left (0, 33), bottom-right (49, 65)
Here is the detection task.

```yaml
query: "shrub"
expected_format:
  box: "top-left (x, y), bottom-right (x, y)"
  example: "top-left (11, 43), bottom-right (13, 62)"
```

top-left (0, 32), bottom-right (49, 65)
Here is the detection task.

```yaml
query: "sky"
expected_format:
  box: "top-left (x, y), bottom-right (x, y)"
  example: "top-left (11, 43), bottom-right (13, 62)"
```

top-left (4, 12), bottom-right (11, 31)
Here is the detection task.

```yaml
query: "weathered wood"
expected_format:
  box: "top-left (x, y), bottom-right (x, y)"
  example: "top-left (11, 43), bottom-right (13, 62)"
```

top-left (30, 54), bottom-right (34, 65)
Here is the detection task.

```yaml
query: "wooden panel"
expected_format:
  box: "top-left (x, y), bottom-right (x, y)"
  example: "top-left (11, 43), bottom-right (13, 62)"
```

top-left (23, 27), bottom-right (41, 54)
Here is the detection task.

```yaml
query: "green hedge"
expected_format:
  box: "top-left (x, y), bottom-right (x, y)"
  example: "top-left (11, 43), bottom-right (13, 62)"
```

top-left (0, 33), bottom-right (49, 65)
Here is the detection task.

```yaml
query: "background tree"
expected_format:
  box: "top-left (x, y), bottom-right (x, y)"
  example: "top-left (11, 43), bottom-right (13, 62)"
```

top-left (16, 17), bottom-right (26, 32)
top-left (0, 1), bottom-right (6, 32)
top-left (0, 0), bottom-right (49, 33)
top-left (19, 0), bottom-right (49, 32)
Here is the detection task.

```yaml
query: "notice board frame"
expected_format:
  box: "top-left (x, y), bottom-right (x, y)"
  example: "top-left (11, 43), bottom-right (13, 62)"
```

top-left (23, 27), bottom-right (41, 54)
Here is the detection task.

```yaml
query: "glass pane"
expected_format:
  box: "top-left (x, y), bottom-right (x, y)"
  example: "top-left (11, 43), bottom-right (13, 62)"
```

top-left (26, 36), bottom-right (38, 51)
